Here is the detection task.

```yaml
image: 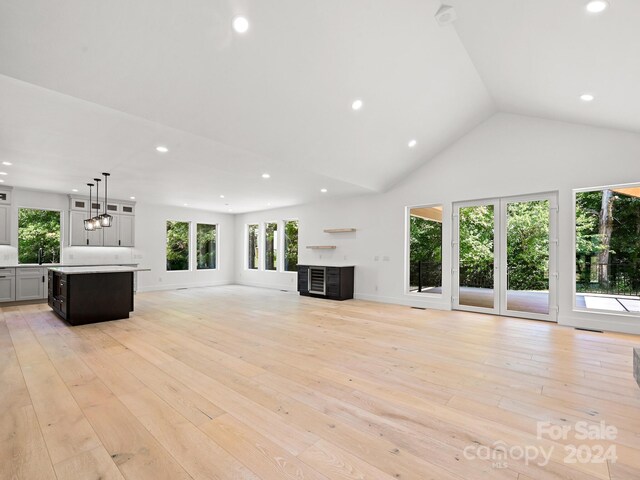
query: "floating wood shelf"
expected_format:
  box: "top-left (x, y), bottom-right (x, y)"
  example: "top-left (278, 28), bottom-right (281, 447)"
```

top-left (323, 228), bottom-right (356, 233)
top-left (306, 245), bottom-right (337, 249)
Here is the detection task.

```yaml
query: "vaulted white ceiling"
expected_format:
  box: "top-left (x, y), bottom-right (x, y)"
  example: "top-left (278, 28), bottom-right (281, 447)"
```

top-left (0, 0), bottom-right (637, 212)
top-left (451, 0), bottom-right (640, 133)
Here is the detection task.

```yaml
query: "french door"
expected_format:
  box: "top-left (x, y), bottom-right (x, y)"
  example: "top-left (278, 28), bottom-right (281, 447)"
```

top-left (453, 193), bottom-right (558, 322)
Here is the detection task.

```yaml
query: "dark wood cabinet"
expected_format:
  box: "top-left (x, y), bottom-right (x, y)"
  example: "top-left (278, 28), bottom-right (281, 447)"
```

top-left (48, 270), bottom-right (134, 325)
top-left (297, 265), bottom-right (354, 300)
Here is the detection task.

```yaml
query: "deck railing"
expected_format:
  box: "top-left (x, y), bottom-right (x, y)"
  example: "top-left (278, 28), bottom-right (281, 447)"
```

top-left (410, 261), bottom-right (442, 292)
top-left (576, 261), bottom-right (640, 296)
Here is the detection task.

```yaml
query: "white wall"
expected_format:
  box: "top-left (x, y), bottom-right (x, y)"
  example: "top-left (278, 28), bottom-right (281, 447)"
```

top-left (234, 113), bottom-right (640, 334)
top-left (134, 203), bottom-right (235, 292)
top-left (0, 188), bottom-right (235, 292)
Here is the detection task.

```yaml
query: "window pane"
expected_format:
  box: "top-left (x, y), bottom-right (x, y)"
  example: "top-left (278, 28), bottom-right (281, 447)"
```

top-left (409, 206), bottom-right (442, 294)
top-left (197, 224), bottom-right (216, 270)
top-left (265, 222), bottom-right (278, 271)
top-left (166, 221), bottom-right (190, 271)
top-left (247, 224), bottom-right (259, 269)
top-left (18, 209), bottom-right (61, 264)
top-left (576, 187), bottom-right (640, 312)
top-left (284, 220), bottom-right (299, 272)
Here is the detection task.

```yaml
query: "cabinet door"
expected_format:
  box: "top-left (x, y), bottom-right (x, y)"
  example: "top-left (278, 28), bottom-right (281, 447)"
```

top-left (87, 225), bottom-right (103, 246)
top-left (16, 274), bottom-right (44, 301)
top-left (0, 204), bottom-right (10, 245)
top-left (103, 215), bottom-right (120, 247)
top-left (69, 211), bottom-right (88, 246)
top-left (119, 215), bottom-right (135, 247)
top-left (0, 276), bottom-right (15, 302)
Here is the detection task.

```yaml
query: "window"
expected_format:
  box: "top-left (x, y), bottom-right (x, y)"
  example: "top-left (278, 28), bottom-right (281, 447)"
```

top-left (575, 185), bottom-right (640, 313)
top-left (18, 208), bottom-right (61, 264)
top-left (284, 220), bottom-right (299, 272)
top-left (264, 222), bottom-right (278, 271)
top-left (196, 224), bottom-right (216, 270)
top-left (166, 221), bottom-right (190, 271)
top-left (408, 205), bottom-right (442, 294)
top-left (247, 224), bottom-right (259, 269)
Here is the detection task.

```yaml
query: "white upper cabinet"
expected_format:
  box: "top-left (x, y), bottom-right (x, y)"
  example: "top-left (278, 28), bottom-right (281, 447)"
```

top-left (68, 196), bottom-right (135, 247)
top-left (119, 215), bottom-right (135, 247)
top-left (103, 214), bottom-right (120, 247)
top-left (69, 211), bottom-right (88, 246)
top-left (0, 205), bottom-right (10, 245)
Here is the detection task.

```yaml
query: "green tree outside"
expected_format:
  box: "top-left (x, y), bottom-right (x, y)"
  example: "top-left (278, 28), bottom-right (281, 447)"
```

top-left (284, 220), bottom-right (298, 272)
top-left (196, 223), bottom-right (216, 269)
top-left (166, 221), bottom-right (189, 270)
top-left (18, 208), bottom-right (61, 264)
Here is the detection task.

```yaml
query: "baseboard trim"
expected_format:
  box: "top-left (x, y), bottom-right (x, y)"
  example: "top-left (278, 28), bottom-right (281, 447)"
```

top-left (137, 280), bottom-right (232, 293)
top-left (559, 314), bottom-right (640, 335)
top-left (235, 280), bottom-right (296, 292)
top-left (354, 292), bottom-right (451, 311)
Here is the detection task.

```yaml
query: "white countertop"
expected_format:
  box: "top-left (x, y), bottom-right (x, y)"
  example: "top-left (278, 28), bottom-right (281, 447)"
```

top-left (0, 263), bottom-right (138, 268)
top-left (48, 266), bottom-right (149, 275)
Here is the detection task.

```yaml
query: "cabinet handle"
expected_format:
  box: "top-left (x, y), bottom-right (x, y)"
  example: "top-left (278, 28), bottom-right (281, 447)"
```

top-left (86, 238), bottom-right (89, 245)
top-left (42, 275), bottom-right (45, 283)
top-left (119, 240), bottom-right (121, 246)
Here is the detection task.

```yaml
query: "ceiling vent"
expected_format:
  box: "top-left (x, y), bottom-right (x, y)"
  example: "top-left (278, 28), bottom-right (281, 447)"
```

top-left (435, 5), bottom-right (457, 26)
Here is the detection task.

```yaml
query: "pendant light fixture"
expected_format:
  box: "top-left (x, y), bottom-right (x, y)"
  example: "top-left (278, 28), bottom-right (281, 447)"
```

top-left (99, 172), bottom-right (113, 227)
top-left (84, 183), bottom-right (96, 231)
top-left (92, 178), bottom-right (102, 229)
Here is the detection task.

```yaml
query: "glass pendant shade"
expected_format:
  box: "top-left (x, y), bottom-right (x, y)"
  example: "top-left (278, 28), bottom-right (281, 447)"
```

top-left (84, 218), bottom-right (95, 231)
top-left (99, 213), bottom-right (113, 227)
top-left (84, 182), bottom-right (95, 231)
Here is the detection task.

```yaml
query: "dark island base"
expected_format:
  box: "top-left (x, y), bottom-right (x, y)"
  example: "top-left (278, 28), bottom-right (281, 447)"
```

top-left (49, 271), bottom-right (134, 325)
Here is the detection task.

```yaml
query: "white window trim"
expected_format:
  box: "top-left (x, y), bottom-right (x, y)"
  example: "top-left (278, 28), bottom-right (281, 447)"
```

top-left (165, 220), bottom-right (192, 272)
top-left (404, 203), bottom-right (444, 298)
top-left (572, 182), bottom-right (640, 318)
top-left (195, 222), bottom-right (218, 271)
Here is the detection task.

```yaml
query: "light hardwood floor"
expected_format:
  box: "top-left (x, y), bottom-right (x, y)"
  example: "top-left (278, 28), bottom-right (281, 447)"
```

top-left (2, 285), bottom-right (640, 480)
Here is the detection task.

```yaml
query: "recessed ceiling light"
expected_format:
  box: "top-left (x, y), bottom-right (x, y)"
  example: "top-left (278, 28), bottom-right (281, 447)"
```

top-left (156, 146), bottom-right (169, 153)
top-left (183, 203), bottom-right (188, 206)
top-left (320, 188), bottom-right (328, 193)
top-left (580, 94), bottom-right (595, 102)
top-left (130, 196), bottom-right (136, 200)
top-left (351, 99), bottom-right (363, 111)
top-left (262, 173), bottom-right (271, 179)
top-left (408, 139), bottom-right (417, 148)
top-left (0, 179), bottom-right (4, 183)
top-left (267, 203), bottom-right (272, 206)
top-left (0, 172), bottom-right (7, 176)
top-left (232, 16), bottom-right (249, 34)
top-left (72, 189), bottom-right (79, 192)
top-left (586, 0), bottom-right (609, 13)
top-left (220, 194), bottom-right (225, 199)
top-left (2, 161), bottom-right (12, 166)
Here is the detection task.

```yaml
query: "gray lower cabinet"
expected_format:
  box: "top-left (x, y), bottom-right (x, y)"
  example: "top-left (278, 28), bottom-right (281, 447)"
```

top-left (0, 275), bottom-right (16, 302)
top-left (16, 268), bottom-right (45, 301)
top-left (0, 267), bottom-right (48, 302)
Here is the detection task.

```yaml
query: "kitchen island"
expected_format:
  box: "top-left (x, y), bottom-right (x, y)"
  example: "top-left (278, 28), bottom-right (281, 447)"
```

top-left (48, 266), bottom-right (149, 325)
